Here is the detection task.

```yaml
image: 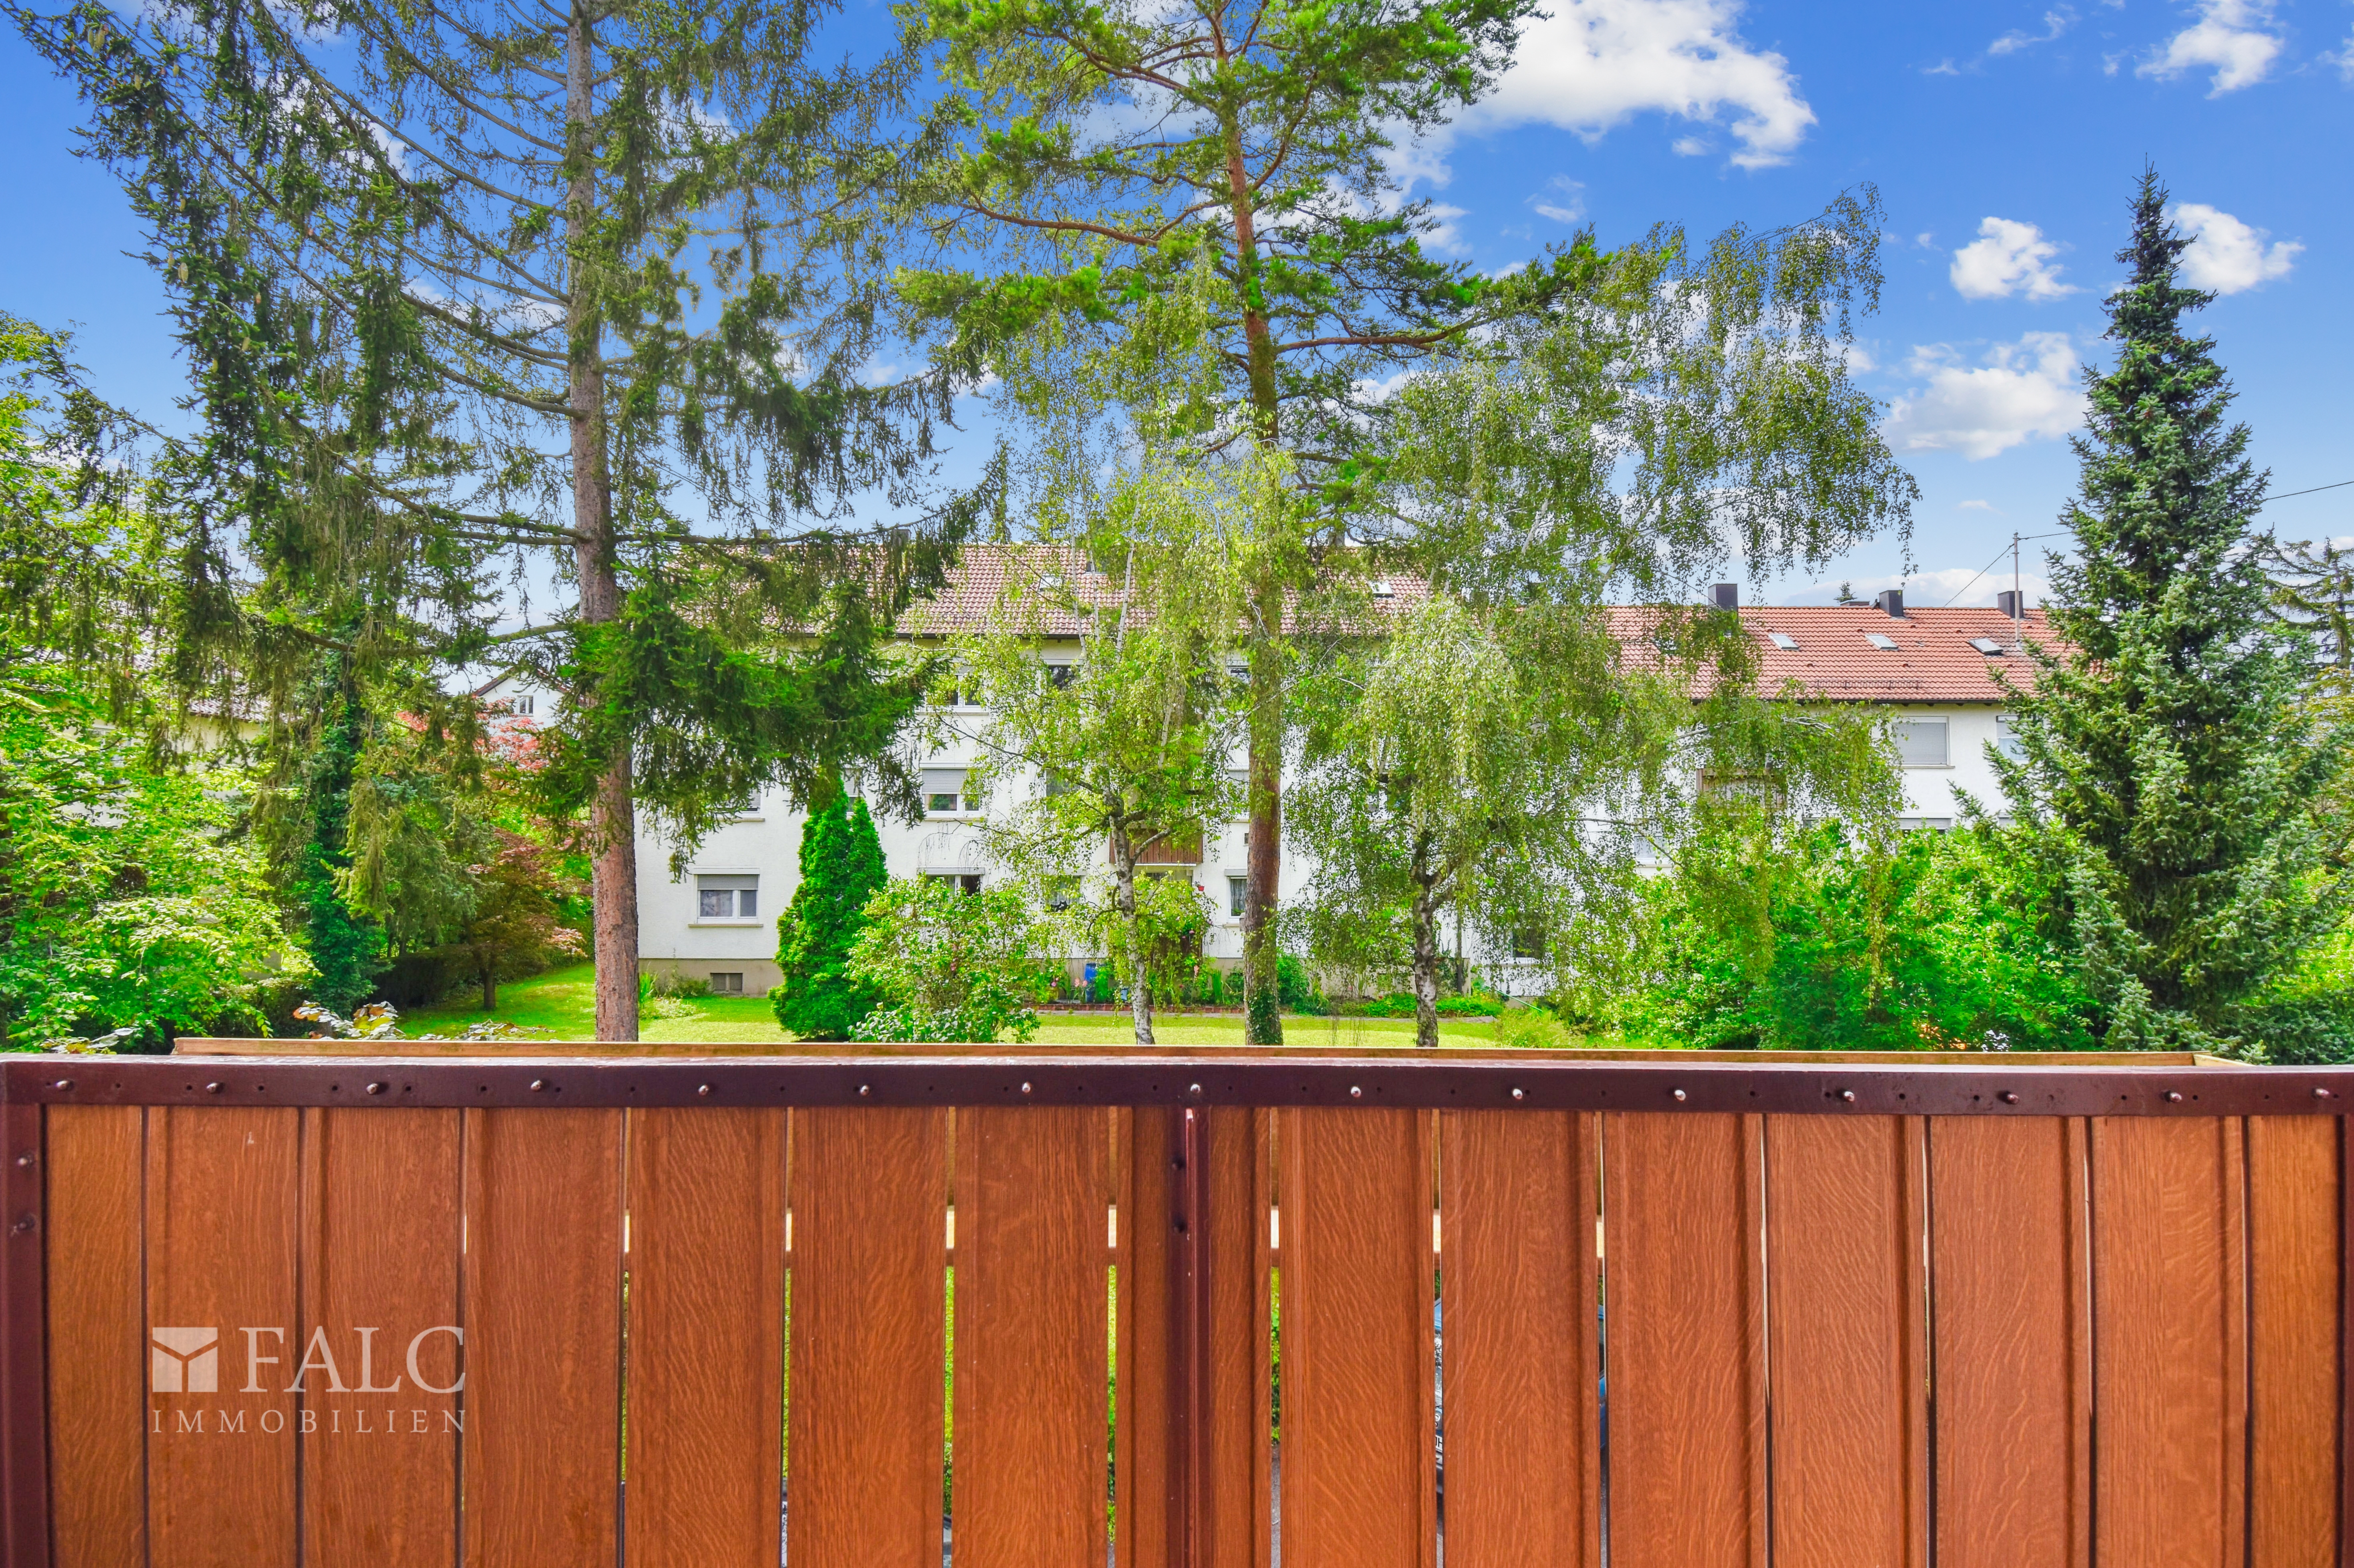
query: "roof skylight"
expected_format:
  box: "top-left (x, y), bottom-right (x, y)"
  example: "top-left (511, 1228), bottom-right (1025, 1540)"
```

top-left (1865, 633), bottom-right (1900, 651)
top-left (1969, 637), bottom-right (2006, 655)
top-left (1768, 632), bottom-right (1798, 651)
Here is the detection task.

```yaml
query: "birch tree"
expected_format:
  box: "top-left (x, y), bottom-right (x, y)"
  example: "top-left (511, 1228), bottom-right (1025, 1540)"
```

top-left (954, 468), bottom-right (1241, 1043)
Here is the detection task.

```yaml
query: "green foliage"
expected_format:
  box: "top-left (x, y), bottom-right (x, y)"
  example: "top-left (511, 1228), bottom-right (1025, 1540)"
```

top-left (1995, 171), bottom-right (2352, 1055)
top-left (13, 0), bottom-right (983, 1037)
top-left (771, 793), bottom-right (890, 1040)
top-left (1626, 825), bottom-right (2096, 1052)
top-left (1275, 953), bottom-right (1328, 1017)
top-left (846, 877), bottom-right (1057, 1042)
top-left (285, 679), bottom-right (386, 1013)
top-left (0, 679), bottom-right (311, 1049)
top-left (429, 833), bottom-right (584, 1012)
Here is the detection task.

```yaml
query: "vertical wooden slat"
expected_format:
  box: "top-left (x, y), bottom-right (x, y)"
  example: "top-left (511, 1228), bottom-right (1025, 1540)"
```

top-left (953, 1104), bottom-right (1109, 1568)
top-left (46, 1105), bottom-right (146, 1568)
top-left (1765, 1115), bottom-right (1927, 1568)
top-left (788, 1106), bottom-right (947, 1568)
top-left (1205, 1104), bottom-right (1260, 1568)
top-left (302, 1108), bottom-right (462, 1568)
top-left (1601, 1112), bottom-right (1766, 1568)
top-left (1, 1099), bottom-right (46, 1568)
top-left (1439, 1109), bottom-right (1599, 1568)
top-left (460, 1107), bottom-right (622, 1568)
top-left (1275, 1106), bottom-right (1434, 1568)
top-left (1252, 1106), bottom-right (1275, 1568)
top-left (2247, 1115), bottom-right (2340, 1567)
top-left (146, 1106), bottom-right (300, 1568)
top-left (1121, 1107), bottom-right (1171, 1568)
top-left (1929, 1115), bottom-right (2092, 1568)
top-left (624, 1107), bottom-right (786, 1567)
top-left (2092, 1115), bottom-right (2248, 1568)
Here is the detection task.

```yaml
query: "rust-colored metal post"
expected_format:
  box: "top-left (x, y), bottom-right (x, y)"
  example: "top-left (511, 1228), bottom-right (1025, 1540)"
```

top-left (1, 1096), bottom-right (48, 1564)
top-left (1167, 1104), bottom-right (1215, 1568)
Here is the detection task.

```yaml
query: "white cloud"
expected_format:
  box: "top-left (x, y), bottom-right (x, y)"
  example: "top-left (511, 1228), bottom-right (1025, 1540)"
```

top-left (1950, 218), bottom-right (2076, 301)
top-left (1990, 8), bottom-right (2076, 55)
top-left (1957, 499), bottom-right (2001, 513)
top-left (2172, 203), bottom-right (2300, 292)
top-left (2139, 0), bottom-right (2283, 94)
top-left (1421, 203), bottom-right (1471, 255)
top-left (1670, 135), bottom-right (1711, 156)
top-left (1884, 333), bottom-right (2086, 461)
top-left (1461, 0), bottom-right (1817, 170)
top-left (1530, 177), bottom-right (1587, 224)
top-left (2324, 34), bottom-right (2354, 81)
top-left (1783, 568), bottom-right (2052, 609)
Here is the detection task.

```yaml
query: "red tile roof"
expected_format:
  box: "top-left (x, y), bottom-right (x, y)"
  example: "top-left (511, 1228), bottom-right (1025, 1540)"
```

top-left (1610, 604), bottom-right (2057, 704)
top-left (899, 547), bottom-right (2050, 705)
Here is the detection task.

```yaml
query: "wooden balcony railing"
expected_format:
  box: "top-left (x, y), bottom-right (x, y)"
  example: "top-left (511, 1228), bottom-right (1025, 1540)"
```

top-left (2, 1046), bottom-right (2346, 1566)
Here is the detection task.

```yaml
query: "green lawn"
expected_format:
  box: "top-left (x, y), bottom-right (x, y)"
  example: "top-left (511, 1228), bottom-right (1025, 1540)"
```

top-left (402, 962), bottom-right (1505, 1047)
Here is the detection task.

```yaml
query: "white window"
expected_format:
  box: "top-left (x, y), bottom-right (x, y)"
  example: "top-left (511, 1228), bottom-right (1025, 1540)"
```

top-left (709, 972), bottom-right (745, 995)
top-left (508, 693), bottom-right (535, 717)
top-left (1047, 877), bottom-right (1078, 912)
top-left (924, 768), bottom-right (973, 815)
top-left (1996, 715), bottom-right (2026, 759)
top-left (1044, 662), bottom-right (1076, 689)
top-left (696, 874), bottom-right (759, 919)
top-left (1228, 877), bottom-right (1248, 917)
top-left (1893, 718), bottom-right (1950, 768)
top-left (1968, 637), bottom-right (2006, 656)
top-left (1898, 816), bottom-right (1955, 832)
top-left (1370, 580), bottom-right (1394, 599)
top-left (924, 872), bottom-right (983, 895)
top-left (1866, 633), bottom-right (1900, 651)
top-left (1768, 632), bottom-right (1799, 651)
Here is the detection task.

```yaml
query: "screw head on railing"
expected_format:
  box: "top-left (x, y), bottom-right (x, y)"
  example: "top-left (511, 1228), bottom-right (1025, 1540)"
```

top-left (1349, 1085), bottom-right (1363, 1099)
top-left (697, 1084), bottom-right (712, 1097)
top-left (1672, 1088), bottom-right (1687, 1102)
top-left (13, 1153), bottom-right (32, 1169)
top-left (2164, 1091), bottom-right (2183, 1103)
top-left (365, 1082), bottom-right (386, 1096)
top-left (1840, 1090), bottom-right (1857, 1103)
top-left (857, 1084), bottom-right (871, 1097)
top-left (1019, 1081), bottom-right (1033, 1095)
top-left (51, 1080), bottom-right (71, 1092)
top-left (1511, 1087), bottom-right (1525, 1102)
top-left (528, 1079), bottom-right (546, 1092)
top-left (205, 1082), bottom-right (224, 1095)
top-left (1188, 1083), bottom-right (1203, 1099)
top-left (2000, 1091), bottom-right (2020, 1105)
top-left (10, 1214), bottom-right (32, 1235)
top-left (2318, 1086), bottom-right (2336, 1100)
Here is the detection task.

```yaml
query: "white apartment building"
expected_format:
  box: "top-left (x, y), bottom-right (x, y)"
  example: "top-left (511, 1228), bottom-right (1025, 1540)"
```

top-left (480, 577), bottom-right (2048, 997)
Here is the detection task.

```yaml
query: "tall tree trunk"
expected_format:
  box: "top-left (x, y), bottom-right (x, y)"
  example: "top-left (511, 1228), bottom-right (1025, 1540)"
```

top-left (1110, 815), bottom-right (1155, 1044)
top-left (566, 2), bottom-right (638, 1041)
top-left (481, 962), bottom-right (497, 1013)
top-left (1216, 86), bottom-right (1287, 1047)
top-left (1410, 850), bottom-right (1441, 1050)
top-left (1242, 617), bottom-right (1284, 1043)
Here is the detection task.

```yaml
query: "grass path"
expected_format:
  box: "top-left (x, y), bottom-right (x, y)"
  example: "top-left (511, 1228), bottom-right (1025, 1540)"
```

top-left (403, 962), bottom-right (1506, 1047)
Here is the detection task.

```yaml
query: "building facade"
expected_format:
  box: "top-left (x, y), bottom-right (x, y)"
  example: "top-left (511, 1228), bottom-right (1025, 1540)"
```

top-left (481, 582), bottom-right (2047, 998)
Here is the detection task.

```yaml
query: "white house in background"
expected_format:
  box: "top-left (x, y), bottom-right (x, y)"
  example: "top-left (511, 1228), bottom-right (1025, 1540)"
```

top-left (482, 572), bottom-right (2053, 998)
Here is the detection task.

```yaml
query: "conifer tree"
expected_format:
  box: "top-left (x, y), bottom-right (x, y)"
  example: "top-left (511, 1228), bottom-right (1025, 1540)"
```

top-left (771, 790), bottom-right (889, 1039)
top-left (14, 0), bottom-right (982, 1037)
top-left (1998, 170), bottom-right (2350, 1055)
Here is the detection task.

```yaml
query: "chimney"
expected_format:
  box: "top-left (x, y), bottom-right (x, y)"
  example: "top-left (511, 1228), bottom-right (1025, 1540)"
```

top-left (1710, 582), bottom-right (1738, 611)
top-left (1876, 588), bottom-right (1906, 619)
top-left (1996, 589), bottom-right (2023, 620)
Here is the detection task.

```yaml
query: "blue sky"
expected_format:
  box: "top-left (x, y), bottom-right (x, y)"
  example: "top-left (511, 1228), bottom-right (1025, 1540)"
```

top-left (3, 0), bottom-right (2347, 607)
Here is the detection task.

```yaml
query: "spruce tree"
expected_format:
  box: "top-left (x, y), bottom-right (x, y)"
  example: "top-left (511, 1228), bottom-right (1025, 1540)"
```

top-left (1998, 170), bottom-right (2350, 1055)
top-left (771, 791), bottom-right (888, 1040)
top-left (14, 0), bottom-right (978, 1039)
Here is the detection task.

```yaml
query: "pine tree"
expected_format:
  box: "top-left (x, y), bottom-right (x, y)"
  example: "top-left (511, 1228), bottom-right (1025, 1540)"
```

top-left (771, 791), bottom-right (888, 1040)
top-left (1998, 169), bottom-right (2350, 1055)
